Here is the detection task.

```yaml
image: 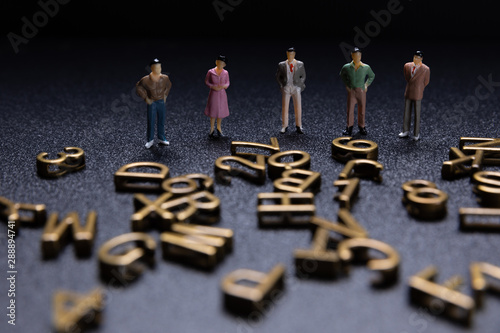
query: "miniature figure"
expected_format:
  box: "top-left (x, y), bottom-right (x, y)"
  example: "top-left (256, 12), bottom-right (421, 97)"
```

top-left (276, 47), bottom-right (306, 134)
top-left (399, 51), bottom-right (430, 141)
top-left (136, 58), bottom-right (172, 149)
top-left (204, 55), bottom-right (230, 137)
top-left (339, 47), bottom-right (375, 136)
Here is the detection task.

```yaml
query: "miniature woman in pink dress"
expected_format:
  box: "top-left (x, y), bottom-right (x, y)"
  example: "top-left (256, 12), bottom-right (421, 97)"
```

top-left (204, 55), bottom-right (230, 137)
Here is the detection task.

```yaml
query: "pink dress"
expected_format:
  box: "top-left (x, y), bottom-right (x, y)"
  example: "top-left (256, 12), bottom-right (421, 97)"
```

top-left (204, 68), bottom-right (230, 118)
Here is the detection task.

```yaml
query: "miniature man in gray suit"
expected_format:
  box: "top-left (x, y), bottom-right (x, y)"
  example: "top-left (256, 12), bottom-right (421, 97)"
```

top-left (399, 51), bottom-right (430, 141)
top-left (276, 47), bottom-right (306, 134)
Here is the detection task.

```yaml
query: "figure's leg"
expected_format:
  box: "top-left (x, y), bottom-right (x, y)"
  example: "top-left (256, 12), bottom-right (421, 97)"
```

top-left (291, 88), bottom-right (302, 128)
top-left (357, 89), bottom-right (366, 128)
top-left (156, 101), bottom-right (167, 141)
top-left (346, 90), bottom-right (355, 128)
top-left (217, 118), bottom-right (222, 133)
top-left (147, 103), bottom-right (155, 142)
top-left (282, 90), bottom-right (291, 128)
top-left (403, 99), bottom-right (412, 133)
top-left (210, 117), bottom-right (216, 134)
top-left (414, 100), bottom-right (421, 137)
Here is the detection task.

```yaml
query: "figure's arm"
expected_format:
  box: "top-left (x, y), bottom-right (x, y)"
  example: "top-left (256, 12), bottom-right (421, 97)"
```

top-left (136, 78), bottom-right (151, 104)
top-left (136, 79), bottom-right (147, 100)
top-left (424, 68), bottom-right (430, 87)
top-left (300, 63), bottom-right (306, 85)
top-left (403, 64), bottom-right (411, 82)
top-left (340, 67), bottom-right (351, 92)
top-left (276, 64), bottom-right (284, 88)
top-left (205, 71), bottom-right (216, 89)
top-left (223, 71), bottom-right (230, 89)
top-left (366, 66), bottom-right (375, 86)
top-left (164, 76), bottom-right (172, 102)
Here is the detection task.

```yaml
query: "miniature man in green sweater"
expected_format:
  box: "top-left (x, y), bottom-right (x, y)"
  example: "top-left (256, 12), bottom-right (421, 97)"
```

top-left (339, 48), bottom-right (375, 136)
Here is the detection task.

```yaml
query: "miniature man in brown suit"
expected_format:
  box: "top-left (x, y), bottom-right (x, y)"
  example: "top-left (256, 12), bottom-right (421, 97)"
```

top-left (398, 51), bottom-right (430, 141)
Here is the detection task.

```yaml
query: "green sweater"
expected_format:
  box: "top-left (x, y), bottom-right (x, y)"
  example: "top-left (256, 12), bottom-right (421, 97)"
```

top-left (340, 62), bottom-right (375, 90)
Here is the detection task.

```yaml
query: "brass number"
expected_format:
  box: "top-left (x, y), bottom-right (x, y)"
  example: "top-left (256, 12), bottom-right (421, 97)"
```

top-left (267, 150), bottom-right (311, 180)
top-left (331, 137), bottom-right (378, 163)
top-left (231, 137), bottom-right (280, 159)
top-left (215, 155), bottom-right (266, 185)
top-left (53, 288), bottom-right (103, 333)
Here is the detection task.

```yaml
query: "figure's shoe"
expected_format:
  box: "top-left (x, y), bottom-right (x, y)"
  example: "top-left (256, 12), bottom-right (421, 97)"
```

top-left (280, 126), bottom-right (288, 134)
top-left (359, 126), bottom-right (367, 135)
top-left (145, 140), bottom-right (154, 149)
top-left (412, 134), bottom-right (420, 141)
top-left (159, 140), bottom-right (170, 146)
top-left (209, 128), bottom-right (215, 137)
top-left (296, 126), bottom-right (304, 134)
top-left (216, 129), bottom-right (223, 137)
top-left (342, 126), bottom-right (353, 136)
top-left (398, 131), bottom-right (409, 138)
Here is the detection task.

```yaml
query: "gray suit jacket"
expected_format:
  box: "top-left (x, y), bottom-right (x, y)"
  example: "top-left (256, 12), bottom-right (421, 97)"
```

top-left (276, 60), bottom-right (306, 92)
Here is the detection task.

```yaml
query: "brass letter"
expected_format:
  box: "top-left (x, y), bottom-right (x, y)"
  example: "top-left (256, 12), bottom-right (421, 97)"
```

top-left (221, 264), bottom-right (285, 314)
top-left (114, 162), bottom-right (170, 193)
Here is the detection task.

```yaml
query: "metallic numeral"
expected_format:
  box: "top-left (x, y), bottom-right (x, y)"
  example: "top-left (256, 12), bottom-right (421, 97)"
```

top-left (132, 190), bottom-right (220, 231)
top-left (333, 178), bottom-right (360, 210)
top-left (331, 137), bottom-right (378, 163)
top-left (186, 190), bottom-right (221, 224)
top-left (294, 227), bottom-right (341, 278)
top-left (215, 154), bottom-right (266, 185)
top-left (401, 179), bottom-right (437, 205)
top-left (337, 238), bottom-right (400, 286)
top-left (41, 211), bottom-right (97, 258)
top-left (221, 264), bottom-right (285, 314)
top-left (402, 181), bottom-right (448, 220)
top-left (231, 137), bottom-right (280, 159)
top-left (310, 210), bottom-right (369, 239)
top-left (441, 150), bottom-right (483, 180)
top-left (98, 232), bottom-right (156, 283)
top-left (267, 150), bottom-right (311, 180)
top-left (459, 137), bottom-right (500, 165)
top-left (338, 159), bottom-right (383, 182)
top-left (294, 210), bottom-right (368, 279)
top-left (53, 288), bottom-right (103, 333)
top-left (37, 147), bottom-right (85, 178)
top-left (273, 169), bottom-right (321, 194)
top-left (470, 262), bottom-right (500, 308)
top-left (459, 207), bottom-right (500, 231)
top-left (257, 192), bottom-right (315, 228)
top-left (114, 162), bottom-right (170, 193)
top-left (161, 223), bottom-right (233, 269)
top-left (0, 196), bottom-right (46, 232)
top-left (162, 173), bottom-right (214, 195)
top-left (409, 266), bottom-right (475, 326)
top-left (471, 171), bottom-right (500, 207)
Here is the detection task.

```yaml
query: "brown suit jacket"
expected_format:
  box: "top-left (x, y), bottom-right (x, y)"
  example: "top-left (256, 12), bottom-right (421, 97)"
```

top-left (404, 62), bottom-right (430, 101)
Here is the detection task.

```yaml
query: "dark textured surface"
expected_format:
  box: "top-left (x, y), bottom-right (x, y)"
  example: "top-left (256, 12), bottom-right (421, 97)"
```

top-left (0, 37), bottom-right (500, 333)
